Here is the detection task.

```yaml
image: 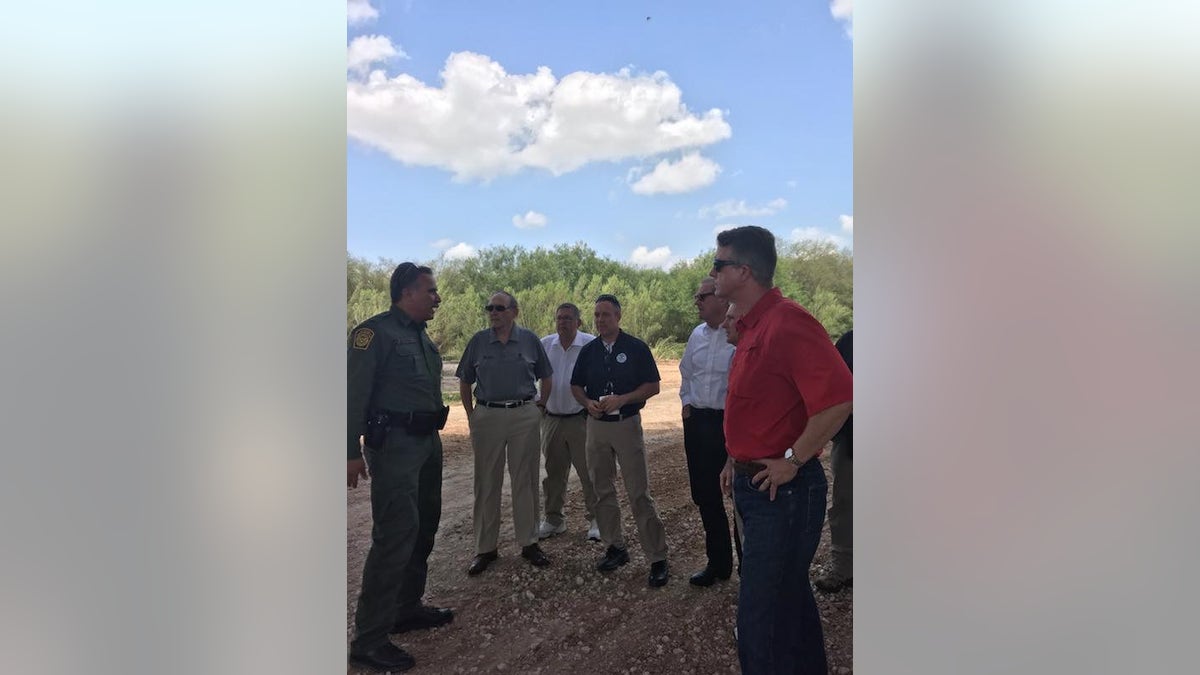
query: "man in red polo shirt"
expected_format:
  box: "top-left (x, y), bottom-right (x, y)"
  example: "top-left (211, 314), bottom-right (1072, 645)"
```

top-left (711, 226), bottom-right (852, 674)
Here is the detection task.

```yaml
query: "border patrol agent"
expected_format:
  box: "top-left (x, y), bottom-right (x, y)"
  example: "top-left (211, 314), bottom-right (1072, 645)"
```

top-left (347, 262), bottom-right (453, 672)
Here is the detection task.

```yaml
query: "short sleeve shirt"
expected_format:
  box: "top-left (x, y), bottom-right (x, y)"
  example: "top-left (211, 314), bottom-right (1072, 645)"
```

top-left (724, 288), bottom-right (853, 461)
top-left (540, 331), bottom-right (595, 414)
top-left (570, 330), bottom-right (660, 417)
top-left (456, 325), bottom-right (552, 402)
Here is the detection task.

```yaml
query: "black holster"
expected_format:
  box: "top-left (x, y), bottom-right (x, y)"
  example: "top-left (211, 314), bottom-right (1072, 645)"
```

top-left (373, 406), bottom-right (451, 440)
top-left (364, 411), bottom-right (392, 450)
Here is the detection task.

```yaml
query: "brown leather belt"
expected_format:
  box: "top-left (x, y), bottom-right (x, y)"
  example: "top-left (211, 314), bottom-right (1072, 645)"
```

top-left (733, 460), bottom-right (768, 477)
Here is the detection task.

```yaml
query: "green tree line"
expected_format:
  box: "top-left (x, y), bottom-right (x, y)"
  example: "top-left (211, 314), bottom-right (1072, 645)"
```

top-left (348, 241), bottom-right (852, 361)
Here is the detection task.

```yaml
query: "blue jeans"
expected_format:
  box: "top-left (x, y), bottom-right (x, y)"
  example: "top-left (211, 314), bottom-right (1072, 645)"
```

top-left (734, 458), bottom-right (828, 674)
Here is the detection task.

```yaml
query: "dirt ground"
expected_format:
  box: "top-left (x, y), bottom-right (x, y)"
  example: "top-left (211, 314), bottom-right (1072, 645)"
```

top-left (347, 360), bottom-right (852, 674)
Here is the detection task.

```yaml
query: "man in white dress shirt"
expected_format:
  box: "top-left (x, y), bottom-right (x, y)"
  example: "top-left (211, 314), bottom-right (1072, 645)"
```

top-left (536, 303), bottom-right (601, 542)
top-left (679, 278), bottom-right (737, 586)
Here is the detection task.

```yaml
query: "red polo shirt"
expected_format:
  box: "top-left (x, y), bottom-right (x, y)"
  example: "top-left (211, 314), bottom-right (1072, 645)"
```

top-left (724, 288), bottom-right (853, 462)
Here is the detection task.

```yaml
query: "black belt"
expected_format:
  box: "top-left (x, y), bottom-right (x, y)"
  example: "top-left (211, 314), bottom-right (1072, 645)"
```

top-left (547, 410), bottom-right (586, 418)
top-left (688, 407), bottom-right (724, 417)
top-left (477, 398), bottom-right (532, 409)
top-left (595, 412), bottom-right (639, 423)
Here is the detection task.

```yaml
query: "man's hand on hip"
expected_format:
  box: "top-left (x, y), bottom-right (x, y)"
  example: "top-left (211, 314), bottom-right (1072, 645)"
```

top-left (752, 457), bottom-right (799, 501)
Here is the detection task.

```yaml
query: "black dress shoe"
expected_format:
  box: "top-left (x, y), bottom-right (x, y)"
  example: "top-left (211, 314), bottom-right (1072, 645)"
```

top-left (391, 605), bottom-right (454, 633)
top-left (595, 545), bottom-right (630, 572)
top-left (349, 642), bottom-right (415, 672)
top-left (648, 560), bottom-right (670, 587)
top-left (521, 543), bottom-right (551, 567)
top-left (688, 567), bottom-right (732, 587)
top-left (467, 550), bottom-right (498, 576)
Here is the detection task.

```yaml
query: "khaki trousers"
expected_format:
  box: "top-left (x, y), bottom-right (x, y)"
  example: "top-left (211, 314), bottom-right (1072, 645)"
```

top-left (586, 415), bottom-right (668, 563)
top-left (540, 413), bottom-right (597, 526)
top-left (469, 404), bottom-right (542, 553)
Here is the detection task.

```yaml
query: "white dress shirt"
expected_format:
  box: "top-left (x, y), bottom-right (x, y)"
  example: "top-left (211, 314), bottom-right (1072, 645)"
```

top-left (679, 322), bottom-right (735, 410)
top-left (539, 330), bottom-right (596, 414)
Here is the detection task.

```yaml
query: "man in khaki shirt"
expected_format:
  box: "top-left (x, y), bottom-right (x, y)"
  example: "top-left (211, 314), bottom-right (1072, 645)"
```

top-left (457, 291), bottom-right (554, 576)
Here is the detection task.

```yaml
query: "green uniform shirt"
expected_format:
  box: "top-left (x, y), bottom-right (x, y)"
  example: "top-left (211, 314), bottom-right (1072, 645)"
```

top-left (347, 307), bottom-right (443, 460)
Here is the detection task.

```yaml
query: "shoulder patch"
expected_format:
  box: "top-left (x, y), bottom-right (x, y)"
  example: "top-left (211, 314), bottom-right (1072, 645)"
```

top-left (352, 327), bottom-right (375, 350)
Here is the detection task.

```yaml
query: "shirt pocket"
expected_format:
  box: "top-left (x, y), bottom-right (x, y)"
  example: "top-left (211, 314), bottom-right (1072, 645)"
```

top-left (726, 338), bottom-right (762, 399)
top-left (389, 339), bottom-right (422, 375)
top-left (477, 352), bottom-right (521, 383)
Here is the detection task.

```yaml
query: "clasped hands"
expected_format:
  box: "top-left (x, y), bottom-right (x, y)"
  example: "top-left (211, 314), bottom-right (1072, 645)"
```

top-left (586, 394), bottom-right (626, 418)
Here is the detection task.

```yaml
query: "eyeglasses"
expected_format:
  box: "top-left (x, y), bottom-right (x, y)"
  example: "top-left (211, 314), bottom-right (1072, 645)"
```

top-left (711, 258), bottom-right (744, 271)
top-left (693, 292), bottom-right (715, 302)
top-left (483, 305), bottom-right (510, 313)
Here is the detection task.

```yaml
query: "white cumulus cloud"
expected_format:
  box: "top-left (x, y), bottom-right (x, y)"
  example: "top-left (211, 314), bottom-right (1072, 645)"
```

top-left (347, 52), bottom-right (732, 181)
top-left (630, 152), bottom-right (721, 195)
top-left (348, 0), bottom-right (379, 26)
top-left (512, 210), bottom-right (548, 229)
top-left (629, 245), bottom-right (679, 271)
top-left (840, 214), bottom-right (853, 234)
top-left (348, 35), bottom-right (407, 75)
top-left (698, 197), bottom-right (787, 219)
top-left (830, 0), bottom-right (853, 37)
top-left (791, 227), bottom-right (851, 250)
top-left (442, 242), bottom-right (478, 260)
top-left (430, 238), bottom-right (455, 250)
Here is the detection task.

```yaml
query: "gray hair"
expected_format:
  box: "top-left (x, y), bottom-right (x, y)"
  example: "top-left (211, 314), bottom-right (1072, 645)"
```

top-left (490, 290), bottom-right (518, 311)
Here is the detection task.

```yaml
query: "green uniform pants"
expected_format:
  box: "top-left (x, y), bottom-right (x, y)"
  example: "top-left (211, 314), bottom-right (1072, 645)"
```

top-left (351, 430), bottom-right (442, 652)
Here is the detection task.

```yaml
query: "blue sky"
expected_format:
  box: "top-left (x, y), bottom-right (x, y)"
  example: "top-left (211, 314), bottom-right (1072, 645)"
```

top-left (348, 0), bottom-right (853, 269)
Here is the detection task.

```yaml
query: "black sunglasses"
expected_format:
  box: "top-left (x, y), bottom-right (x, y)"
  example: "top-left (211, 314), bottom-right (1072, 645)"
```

top-left (693, 292), bottom-right (715, 301)
top-left (483, 304), bottom-right (510, 312)
top-left (711, 258), bottom-right (744, 271)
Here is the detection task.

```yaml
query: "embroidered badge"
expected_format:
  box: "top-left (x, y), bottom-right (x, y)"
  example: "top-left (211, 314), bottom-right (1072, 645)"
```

top-left (616, 352), bottom-right (627, 364)
top-left (352, 328), bottom-right (375, 350)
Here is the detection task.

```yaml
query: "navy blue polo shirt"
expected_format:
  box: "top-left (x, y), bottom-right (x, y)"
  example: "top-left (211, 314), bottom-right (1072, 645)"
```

top-left (570, 330), bottom-right (660, 418)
